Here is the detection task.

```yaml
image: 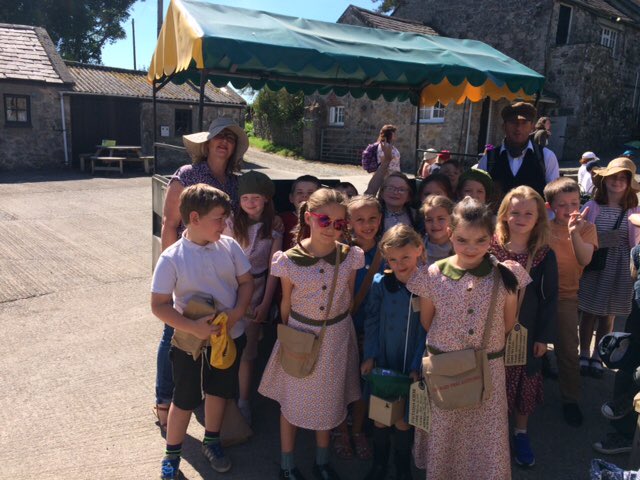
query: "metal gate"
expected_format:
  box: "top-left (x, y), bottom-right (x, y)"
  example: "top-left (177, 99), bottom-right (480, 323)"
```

top-left (70, 96), bottom-right (142, 167)
top-left (547, 116), bottom-right (567, 162)
top-left (320, 127), bottom-right (377, 165)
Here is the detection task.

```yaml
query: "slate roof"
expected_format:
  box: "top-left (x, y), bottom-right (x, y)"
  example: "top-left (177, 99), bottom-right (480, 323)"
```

top-left (66, 63), bottom-right (245, 105)
top-left (571, 0), bottom-right (632, 22)
top-left (0, 23), bottom-right (74, 84)
top-left (338, 5), bottom-right (439, 36)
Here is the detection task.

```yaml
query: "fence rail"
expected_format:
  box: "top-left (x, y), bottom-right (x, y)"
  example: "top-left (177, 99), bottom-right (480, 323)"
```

top-left (320, 127), bottom-right (377, 165)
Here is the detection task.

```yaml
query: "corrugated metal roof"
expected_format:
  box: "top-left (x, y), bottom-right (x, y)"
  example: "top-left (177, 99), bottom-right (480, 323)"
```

top-left (67, 63), bottom-right (245, 105)
top-left (340, 5), bottom-right (439, 36)
top-left (0, 24), bottom-right (67, 83)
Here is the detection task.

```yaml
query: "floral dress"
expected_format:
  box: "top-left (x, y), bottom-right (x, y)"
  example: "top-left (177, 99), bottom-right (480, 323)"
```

top-left (258, 243), bottom-right (364, 430)
top-left (407, 257), bottom-right (531, 480)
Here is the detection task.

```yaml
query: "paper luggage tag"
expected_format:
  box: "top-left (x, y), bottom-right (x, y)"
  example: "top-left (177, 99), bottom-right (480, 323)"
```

top-left (504, 323), bottom-right (528, 366)
top-left (411, 297), bottom-right (421, 313)
top-left (409, 381), bottom-right (430, 433)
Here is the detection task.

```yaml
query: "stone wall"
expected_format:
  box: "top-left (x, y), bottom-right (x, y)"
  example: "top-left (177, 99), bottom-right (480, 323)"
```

top-left (0, 82), bottom-right (68, 170)
top-left (139, 102), bottom-right (245, 172)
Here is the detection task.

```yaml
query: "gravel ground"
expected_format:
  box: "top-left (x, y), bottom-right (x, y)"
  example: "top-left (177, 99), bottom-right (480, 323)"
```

top-left (0, 153), bottom-right (630, 479)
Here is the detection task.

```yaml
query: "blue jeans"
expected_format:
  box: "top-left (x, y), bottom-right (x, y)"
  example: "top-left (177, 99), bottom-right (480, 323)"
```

top-left (155, 323), bottom-right (175, 405)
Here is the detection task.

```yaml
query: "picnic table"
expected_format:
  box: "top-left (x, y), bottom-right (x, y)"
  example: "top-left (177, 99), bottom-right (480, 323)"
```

top-left (79, 145), bottom-right (154, 175)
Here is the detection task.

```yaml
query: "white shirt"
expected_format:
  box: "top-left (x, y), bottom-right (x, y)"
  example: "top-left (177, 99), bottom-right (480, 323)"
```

top-left (578, 164), bottom-right (594, 194)
top-left (151, 234), bottom-right (251, 339)
top-left (477, 141), bottom-right (559, 183)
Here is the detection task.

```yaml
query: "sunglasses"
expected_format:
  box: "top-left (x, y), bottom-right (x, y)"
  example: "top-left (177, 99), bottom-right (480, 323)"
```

top-left (309, 211), bottom-right (348, 230)
top-left (213, 131), bottom-right (237, 144)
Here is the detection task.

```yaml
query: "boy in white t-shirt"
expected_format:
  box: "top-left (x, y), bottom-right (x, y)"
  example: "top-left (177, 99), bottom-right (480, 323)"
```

top-left (151, 184), bottom-right (253, 480)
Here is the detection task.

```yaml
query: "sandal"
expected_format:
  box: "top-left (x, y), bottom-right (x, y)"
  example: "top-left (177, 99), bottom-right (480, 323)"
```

top-left (332, 432), bottom-right (354, 459)
top-left (153, 404), bottom-right (170, 432)
top-left (352, 433), bottom-right (372, 460)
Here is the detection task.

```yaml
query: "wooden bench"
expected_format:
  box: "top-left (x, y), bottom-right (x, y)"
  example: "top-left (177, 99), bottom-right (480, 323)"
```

top-left (91, 156), bottom-right (127, 175)
top-left (79, 153), bottom-right (93, 172)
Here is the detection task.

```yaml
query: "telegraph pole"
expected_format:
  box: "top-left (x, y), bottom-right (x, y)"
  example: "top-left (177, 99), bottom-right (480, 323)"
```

top-left (132, 19), bottom-right (137, 70)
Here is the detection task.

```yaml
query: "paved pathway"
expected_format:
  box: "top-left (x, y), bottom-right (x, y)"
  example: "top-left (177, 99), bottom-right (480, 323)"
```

top-left (0, 153), bottom-right (629, 479)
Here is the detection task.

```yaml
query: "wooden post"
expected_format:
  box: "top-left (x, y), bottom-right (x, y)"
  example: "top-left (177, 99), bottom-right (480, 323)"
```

top-left (414, 97), bottom-right (420, 175)
top-left (198, 69), bottom-right (207, 132)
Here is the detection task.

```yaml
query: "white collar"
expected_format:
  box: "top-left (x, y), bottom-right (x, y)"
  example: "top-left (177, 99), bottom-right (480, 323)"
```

top-left (499, 140), bottom-right (534, 158)
top-left (181, 231), bottom-right (220, 250)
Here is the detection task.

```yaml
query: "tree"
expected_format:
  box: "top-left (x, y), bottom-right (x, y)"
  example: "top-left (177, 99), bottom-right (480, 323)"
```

top-left (373, 0), bottom-right (404, 14)
top-left (252, 87), bottom-right (304, 149)
top-left (0, 0), bottom-right (137, 63)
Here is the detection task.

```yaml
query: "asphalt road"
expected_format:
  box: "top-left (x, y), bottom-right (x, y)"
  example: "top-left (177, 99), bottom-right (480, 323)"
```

top-left (0, 149), bottom-right (629, 479)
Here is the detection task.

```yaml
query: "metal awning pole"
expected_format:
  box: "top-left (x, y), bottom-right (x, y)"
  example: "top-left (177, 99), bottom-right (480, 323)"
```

top-left (153, 80), bottom-right (158, 162)
top-left (198, 69), bottom-right (207, 132)
top-left (485, 99), bottom-right (493, 146)
top-left (464, 102), bottom-right (473, 155)
top-left (414, 99), bottom-right (421, 175)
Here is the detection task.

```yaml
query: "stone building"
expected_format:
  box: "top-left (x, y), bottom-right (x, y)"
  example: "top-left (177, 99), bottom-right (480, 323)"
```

top-left (0, 23), bottom-right (246, 171)
top-left (392, 0), bottom-right (640, 161)
top-left (303, 6), bottom-right (511, 172)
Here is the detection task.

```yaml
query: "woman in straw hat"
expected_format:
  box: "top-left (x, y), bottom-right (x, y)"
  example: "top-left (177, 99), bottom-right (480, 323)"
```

top-left (153, 117), bottom-right (249, 431)
top-left (579, 158), bottom-right (640, 382)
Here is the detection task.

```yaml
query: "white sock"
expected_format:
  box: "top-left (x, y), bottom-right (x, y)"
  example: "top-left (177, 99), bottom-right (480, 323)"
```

top-left (514, 428), bottom-right (527, 436)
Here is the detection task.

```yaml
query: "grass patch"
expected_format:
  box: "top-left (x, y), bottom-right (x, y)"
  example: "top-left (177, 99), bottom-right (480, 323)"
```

top-left (246, 122), bottom-right (302, 158)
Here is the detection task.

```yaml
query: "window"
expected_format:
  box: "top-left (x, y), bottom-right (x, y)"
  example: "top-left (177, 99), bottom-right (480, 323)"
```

top-left (328, 106), bottom-right (344, 126)
top-left (556, 5), bottom-right (572, 45)
top-left (419, 101), bottom-right (446, 123)
top-left (4, 94), bottom-right (30, 126)
top-left (600, 27), bottom-right (618, 50)
top-left (174, 109), bottom-right (192, 136)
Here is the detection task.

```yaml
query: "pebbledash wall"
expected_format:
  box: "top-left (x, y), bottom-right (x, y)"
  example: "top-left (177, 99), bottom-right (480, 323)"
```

top-left (0, 82), bottom-right (70, 170)
top-left (393, 0), bottom-right (640, 161)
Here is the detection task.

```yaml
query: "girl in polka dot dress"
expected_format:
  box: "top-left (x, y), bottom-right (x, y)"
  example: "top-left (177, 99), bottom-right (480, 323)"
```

top-left (407, 198), bottom-right (530, 480)
top-left (259, 188), bottom-right (364, 480)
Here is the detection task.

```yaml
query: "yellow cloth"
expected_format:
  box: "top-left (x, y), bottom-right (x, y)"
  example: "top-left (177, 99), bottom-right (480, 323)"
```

top-left (209, 313), bottom-right (237, 369)
top-left (420, 78), bottom-right (534, 106)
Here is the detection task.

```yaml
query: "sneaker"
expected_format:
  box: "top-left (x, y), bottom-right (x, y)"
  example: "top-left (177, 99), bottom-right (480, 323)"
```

top-left (593, 432), bottom-right (633, 455)
top-left (160, 455), bottom-right (180, 480)
top-left (312, 463), bottom-right (341, 480)
top-left (513, 433), bottom-right (535, 467)
top-left (280, 467), bottom-right (307, 480)
top-left (601, 397), bottom-right (633, 420)
top-left (563, 403), bottom-right (584, 427)
top-left (202, 442), bottom-right (231, 473)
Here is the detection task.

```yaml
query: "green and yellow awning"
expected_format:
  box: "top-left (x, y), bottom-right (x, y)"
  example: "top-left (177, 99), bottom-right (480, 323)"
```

top-left (148, 0), bottom-right (544, 105)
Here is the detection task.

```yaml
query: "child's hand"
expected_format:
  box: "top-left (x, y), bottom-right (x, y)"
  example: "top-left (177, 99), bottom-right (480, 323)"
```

top-left (253, 302), bottom-right (270, 324)
top-left (224, 308), bottom-right (243, 330)
top-left (380, 142), bottom-right (393, 163)
top-left (361, 358), bottom-right (375, 376)
top-left (568, 207), bottom-right (589, 234)
top-left (190, 314), bottom-right (220, 340)
top-left (533, 342), bottom-right (548, 358)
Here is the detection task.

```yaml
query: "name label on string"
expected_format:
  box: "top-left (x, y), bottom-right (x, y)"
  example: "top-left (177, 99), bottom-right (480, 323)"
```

top-left (504, 323), bottom-right (528, 367)
top-left (409, 381), bottom-right (430, 432)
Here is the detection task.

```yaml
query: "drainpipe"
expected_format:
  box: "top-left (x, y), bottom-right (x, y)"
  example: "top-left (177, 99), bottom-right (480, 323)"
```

top-left (485, 100), bottom-right (493, 146)
top-left (60, 92), bottom-right (69, 166)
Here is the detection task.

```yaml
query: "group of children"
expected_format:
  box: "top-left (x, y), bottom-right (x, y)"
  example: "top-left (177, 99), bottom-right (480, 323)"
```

top-left (150, 153), bottom-right (640, 480)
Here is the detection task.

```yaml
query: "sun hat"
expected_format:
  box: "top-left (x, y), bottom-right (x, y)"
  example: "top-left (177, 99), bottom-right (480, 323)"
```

top-left (458, 168), bottom-right (493, 197)
top-left (183, 117), bottom-right (249, 166)
top-left (593, 157), bottom-right (640, 191)
top-left (501, 102), bottom-right (537, 123)
top-left (423, 148), bottom-right (438, 161)
top-left (238, 170), bottom-right (275, 198)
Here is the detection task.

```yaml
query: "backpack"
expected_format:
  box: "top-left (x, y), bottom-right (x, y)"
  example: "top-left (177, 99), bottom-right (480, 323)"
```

top-left (361, 143), bottom-right (379, 173)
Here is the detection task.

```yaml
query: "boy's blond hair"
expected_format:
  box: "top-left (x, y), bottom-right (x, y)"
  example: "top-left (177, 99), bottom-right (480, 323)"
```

top-left (179, 184), bottom-right (231, 225)
top-left (543, 177), bottom-right (580, 205)
top-left (496, 185), bottom-right (549, 256)
top-left (379, 224), bottom-right (425, 261)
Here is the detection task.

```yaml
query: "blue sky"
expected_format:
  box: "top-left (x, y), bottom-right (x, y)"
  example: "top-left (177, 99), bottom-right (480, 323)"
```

top-left (101, 0), bottom-right (380, 71)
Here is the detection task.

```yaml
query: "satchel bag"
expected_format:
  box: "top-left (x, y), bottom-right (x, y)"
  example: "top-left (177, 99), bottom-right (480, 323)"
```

top-left (421, 269), bottom-right (500, 410)
top-left (277, 245), bottom-right (341, 378)
top-left (584, 209), bottom-right (626, 272)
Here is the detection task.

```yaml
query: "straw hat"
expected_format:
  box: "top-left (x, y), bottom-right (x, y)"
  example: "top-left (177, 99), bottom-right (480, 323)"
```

top-left (183, 117), bottom-right (249, 166)
top-left (593, 157), bottom-right (640, 191)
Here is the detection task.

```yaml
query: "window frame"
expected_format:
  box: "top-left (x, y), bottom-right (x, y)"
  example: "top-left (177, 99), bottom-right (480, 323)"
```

top-left (328, 105), bottom-right (345, 126)
top-left (418, 101), bottom-right (446, 124)
top-left (555, 4), bottom-right (573, 45)
top-left (174, 108), bottom-right (193, 136)
top-left (600, 25), bottom-right (619, 52)
top-left (4, 94), bottom-right (31, 127)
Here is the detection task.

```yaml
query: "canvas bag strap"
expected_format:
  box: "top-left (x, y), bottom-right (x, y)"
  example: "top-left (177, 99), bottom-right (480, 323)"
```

top-left (352, 248), bottom-right (383, 313)
top-left (613, 209), bottom-right (626, 230)
top-left (481, 268), bottom-right (501, 350)
top-left (318, 244), bottom-right (342, 338)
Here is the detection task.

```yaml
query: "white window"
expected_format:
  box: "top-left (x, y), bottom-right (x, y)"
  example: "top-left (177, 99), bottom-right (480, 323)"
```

top-left (419, 101), bottom-right (446, 123)
top-left (328, 106), bottom-right (344, 126)
top-left (600, 27), bottom-right (618, 49)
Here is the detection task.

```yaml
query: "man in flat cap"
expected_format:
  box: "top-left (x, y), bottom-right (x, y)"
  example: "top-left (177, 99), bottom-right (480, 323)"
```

top-left (478, 102), bottom-right (559, 200)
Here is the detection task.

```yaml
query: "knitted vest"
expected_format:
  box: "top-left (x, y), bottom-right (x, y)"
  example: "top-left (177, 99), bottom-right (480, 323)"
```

top-left (487, 145), bottom-right (546, 199)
